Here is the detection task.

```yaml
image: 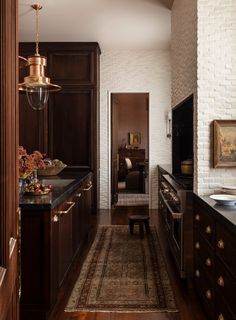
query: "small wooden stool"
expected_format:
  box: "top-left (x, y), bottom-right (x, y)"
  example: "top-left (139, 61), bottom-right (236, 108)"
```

top-left (128, 215), bottom-right (150, 239)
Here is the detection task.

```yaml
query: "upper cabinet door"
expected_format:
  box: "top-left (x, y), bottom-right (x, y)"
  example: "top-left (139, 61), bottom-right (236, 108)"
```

top-left (49, 89), bottom-right (94, 168)
top-left (19, 94), bottom-right (48, 153)
top-left (48, 50), bottom-right (95, 86)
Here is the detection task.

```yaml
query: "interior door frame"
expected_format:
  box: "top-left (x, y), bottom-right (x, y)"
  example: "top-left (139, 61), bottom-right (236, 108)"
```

top-left (109, 91), bottom-right (150, 208)
top-left (0, 0), bottom-right (19, 319)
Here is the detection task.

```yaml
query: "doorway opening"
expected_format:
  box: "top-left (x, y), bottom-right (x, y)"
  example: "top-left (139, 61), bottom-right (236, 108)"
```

top-left (111, 92), bottom-right (149, 207)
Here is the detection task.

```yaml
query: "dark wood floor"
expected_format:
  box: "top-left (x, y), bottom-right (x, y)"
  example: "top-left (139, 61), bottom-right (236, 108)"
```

top-left (49, 207), bottom-right (207, 320)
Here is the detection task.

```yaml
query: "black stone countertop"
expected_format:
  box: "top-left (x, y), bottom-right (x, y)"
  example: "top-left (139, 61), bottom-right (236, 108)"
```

top-left (20, 169), bottom-right (91, 211)
top-left (158, 165), bottom-right (236, 233)
top-left (194, 194), bottom-right (236, 234)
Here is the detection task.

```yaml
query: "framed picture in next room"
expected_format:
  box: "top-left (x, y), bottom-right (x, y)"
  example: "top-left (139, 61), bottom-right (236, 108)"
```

top-left (213, 120), bottom-right (236, 167)
top-left (129, 132), bottom-right (141, 145)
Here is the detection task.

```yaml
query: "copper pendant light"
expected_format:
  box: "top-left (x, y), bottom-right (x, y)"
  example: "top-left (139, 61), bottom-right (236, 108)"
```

top-left (19, 4), bottom-right (61, 110)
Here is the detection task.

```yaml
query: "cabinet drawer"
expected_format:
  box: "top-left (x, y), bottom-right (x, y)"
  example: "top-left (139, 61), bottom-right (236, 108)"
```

top-left (215, 223), bottom-right (236, 278)
top-left (215, 257), bottom-right (236, 317)
top-left (194, 257), bottom-right (214, 319)
top-left (215, 288), bottom-right (236, 320)
top-left (194, 203), bottom-right (215, 247)
top-left (194, 232), bottom-right (214, 276)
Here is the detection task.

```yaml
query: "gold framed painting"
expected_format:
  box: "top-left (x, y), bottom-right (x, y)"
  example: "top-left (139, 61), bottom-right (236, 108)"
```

top-left (213, 120), bottom-right (236, 167)
top-left (129, 132), bottom-right (141, 145)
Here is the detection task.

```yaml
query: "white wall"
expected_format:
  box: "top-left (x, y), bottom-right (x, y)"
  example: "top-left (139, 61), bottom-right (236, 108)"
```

top-left (171, 0), bottom-right (236, 195)
top-left (99, 49), bottom-right (171, 209)
top-left (171, 0), bottom-right (198, 190)
top-left (197, 0), bottom-right (236, 194)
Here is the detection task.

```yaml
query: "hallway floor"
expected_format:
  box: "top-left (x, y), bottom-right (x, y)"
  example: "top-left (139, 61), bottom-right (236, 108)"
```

top-left (49, 207), bottom-right (207, 320)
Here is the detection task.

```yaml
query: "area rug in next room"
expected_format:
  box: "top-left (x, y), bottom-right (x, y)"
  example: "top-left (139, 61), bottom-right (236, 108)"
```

top-left (116, 193), bottom-right (149, 206)
top-left (65, 226), bottom-right (178, 313)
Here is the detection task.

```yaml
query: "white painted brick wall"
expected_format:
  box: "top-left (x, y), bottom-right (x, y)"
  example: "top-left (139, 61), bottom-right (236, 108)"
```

top-left (171, 0), bottom-right (198, 191)
top-left (99, 50), bottom-right (171, 209)
top-left (171, 0), bottom-right (197, 108)
top-left (197, 0), bottom-right (236, 194)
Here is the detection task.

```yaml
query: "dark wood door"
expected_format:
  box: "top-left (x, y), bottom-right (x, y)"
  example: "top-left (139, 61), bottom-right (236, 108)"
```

top-left (0, 0), bottom-right (19, 319)
top-left (111, 94), bottom-right (119, 205)
top-left (58, 201), bottom-right (74, 285)
top-left (49, 89), bottom-right (93, 168)
top-left (72, 187), bottom-right (83, 255)
top-left (82, 176), bottom-right (94, 241)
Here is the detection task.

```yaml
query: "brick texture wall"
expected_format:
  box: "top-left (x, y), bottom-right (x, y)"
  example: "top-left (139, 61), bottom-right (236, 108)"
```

top-left (171, 0), bottom-right (197, 108)
top-left (197, 0), bottom-right (236, 194)
top-left (99, 50), bottom-right (171, 208)
top-left (171, 0), bottom-right (198, 190)
top-left (172, 0), bottom-right (236, 195)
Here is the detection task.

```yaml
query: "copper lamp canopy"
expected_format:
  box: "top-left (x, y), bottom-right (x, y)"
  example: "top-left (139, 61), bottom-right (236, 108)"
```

top-left (18, 55), bottom-right (61, 92)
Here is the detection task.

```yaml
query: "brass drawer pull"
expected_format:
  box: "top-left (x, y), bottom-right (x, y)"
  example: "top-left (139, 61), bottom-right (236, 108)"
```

top-left (53, 215), bottom-right (59, 222)
top-left (195, 242), bottom-right (200, 249)
top-left (195, 269), bottom-right (200, 277)
top-left (205, 258), bottom-right (212, 267)
top-left (195, 214), bottom-right (200, 221)
top-left (205, 225), bottom-right (212, 234)
top-left (205, 289), bottom-right (212, 299)
top-left (76, 193), bottom-right (82, 198)
top-left (218, 314), bottom-right (224, 320)
top-left (217, 239), bottom-right (224, 249)
top-left (217, 276), bottom-right (224, 287)
top-left (56, 201), bottom-right (75, 216)
top-left (83, 184), bottom-right (93, 191)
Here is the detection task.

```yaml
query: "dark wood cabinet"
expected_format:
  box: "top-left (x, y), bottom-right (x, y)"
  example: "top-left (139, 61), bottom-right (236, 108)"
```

top-left (19, 42), bottom-right (100, 207)
top-left (49, 89), bottom-right (94, 166)
top-left (20, 173), bottom-right (95, 320)
top-left (193, 195), bottom-right (236, 320)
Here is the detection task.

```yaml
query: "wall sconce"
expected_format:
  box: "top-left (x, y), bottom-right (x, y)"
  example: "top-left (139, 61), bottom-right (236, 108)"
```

top-left (166, 110), bottom-right (172, 138)
top-left (18, 4), bottom-right (61, 111)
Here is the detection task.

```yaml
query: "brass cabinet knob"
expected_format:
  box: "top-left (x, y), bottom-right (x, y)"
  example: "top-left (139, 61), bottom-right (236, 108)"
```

top-left (217, 239), bottom-right (225, 249)
top-left (76, 192), bottom-right (82, 198)
top-left (205, 258), bottom-right (212, 267)
top-left (195, 242), bottom-right (200, 249)
top-left (217, 276), bottom-right (225, 287)
top-left (53, 215), bottom-right (59, 222)
top-left (195, 269), bottom-right (200, 277)
top-left (195, 214), bottom-right (200, 221)
top-left (205, 289), bottom-right (212, 299)
top-left (218, 314), bottom-right (224, 320)
top-left (205, 225), bottom-right (212, 234)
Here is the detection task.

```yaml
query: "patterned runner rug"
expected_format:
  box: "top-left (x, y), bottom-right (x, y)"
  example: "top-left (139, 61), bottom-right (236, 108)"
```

top-left (65, 225), bottom-right (178, 313)
top-left (117, 193), bottom-right (149, 206)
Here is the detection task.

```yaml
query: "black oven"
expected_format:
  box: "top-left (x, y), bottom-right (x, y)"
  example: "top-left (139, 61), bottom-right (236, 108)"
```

top-left (159, 172), bottom-right (193, 278)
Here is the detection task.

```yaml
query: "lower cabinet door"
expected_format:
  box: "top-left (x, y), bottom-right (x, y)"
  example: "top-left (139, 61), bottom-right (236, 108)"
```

top-left (82, 177), bottom-right (94, 241)
top-left (72, 187), bottom-right (83, 256)
top-left (57, 200), bottom-right (74, 285)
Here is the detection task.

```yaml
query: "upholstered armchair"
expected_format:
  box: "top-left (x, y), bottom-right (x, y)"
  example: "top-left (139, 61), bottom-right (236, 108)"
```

top-left (124, 157), bottom-right (145, 192)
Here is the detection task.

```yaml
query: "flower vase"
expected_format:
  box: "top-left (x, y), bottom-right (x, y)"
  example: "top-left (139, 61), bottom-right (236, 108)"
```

top-left (19, 178), bottom-right (26, 196)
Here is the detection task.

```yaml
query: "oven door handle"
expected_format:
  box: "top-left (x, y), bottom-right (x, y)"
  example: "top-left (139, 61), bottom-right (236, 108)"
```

top-left (160, 191), bottom-right (183, 220)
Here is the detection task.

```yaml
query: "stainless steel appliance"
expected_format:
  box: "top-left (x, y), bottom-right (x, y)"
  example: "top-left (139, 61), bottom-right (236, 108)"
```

top-left (158, 166), bottom-right (193, 278)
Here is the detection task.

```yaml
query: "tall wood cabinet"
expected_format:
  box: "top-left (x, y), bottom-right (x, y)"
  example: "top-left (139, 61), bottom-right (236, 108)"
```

top-left (19, 42), bottom-right (100, 204)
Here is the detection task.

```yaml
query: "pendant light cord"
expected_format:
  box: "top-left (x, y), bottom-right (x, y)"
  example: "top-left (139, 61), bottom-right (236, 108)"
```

top-left (31, 4), bottom-right (42, 56)
top-left (35, 6), bottom-right (39, 56)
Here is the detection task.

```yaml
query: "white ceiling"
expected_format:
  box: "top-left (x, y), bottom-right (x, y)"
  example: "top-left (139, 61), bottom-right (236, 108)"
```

top-left (19, 0), bottom-right (171, 51)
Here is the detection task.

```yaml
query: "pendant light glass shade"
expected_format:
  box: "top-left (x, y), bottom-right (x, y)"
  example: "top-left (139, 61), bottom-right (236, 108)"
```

top-left (26, 86), bottom-right (49, 110)
top-left (18, 4), bottom-right (61, 111)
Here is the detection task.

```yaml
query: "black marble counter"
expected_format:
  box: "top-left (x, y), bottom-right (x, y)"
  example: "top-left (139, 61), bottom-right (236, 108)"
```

top-left (194, 193), bottom-right (236, 234)
top-left (20, 169), bottom-right (91, 211)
